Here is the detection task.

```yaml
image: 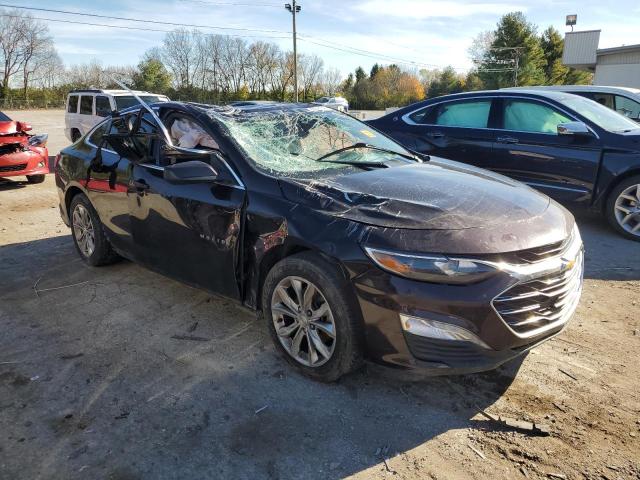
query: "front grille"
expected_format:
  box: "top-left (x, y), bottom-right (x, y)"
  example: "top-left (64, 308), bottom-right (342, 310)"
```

top-left (511, 239), bottom-right (568, 264)
top-left (0, 163), bottom-right (27, 172)
top-left (0, 143), bottom-right (23, 156)
top-left (493, 250), bottom-right (583, 336)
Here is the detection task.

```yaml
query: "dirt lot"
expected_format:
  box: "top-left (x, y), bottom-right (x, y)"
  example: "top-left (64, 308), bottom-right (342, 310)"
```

top-left (1, 110), bottom-right (639, 480)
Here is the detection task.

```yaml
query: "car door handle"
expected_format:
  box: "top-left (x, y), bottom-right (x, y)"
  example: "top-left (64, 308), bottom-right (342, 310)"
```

top-left (427, 131), bottom-right (445, 139)
top-left (133, 180), bottom-right (150, 192)
top-left (496, 136), bottom-right (519, 144)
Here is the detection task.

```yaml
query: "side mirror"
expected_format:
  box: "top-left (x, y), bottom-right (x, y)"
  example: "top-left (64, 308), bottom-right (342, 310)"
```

top-left (17, 122), bottom-right (32, 132)
top-left (163, 161), bottom-right (218, 184)
top-left (557, 121), bottom-right (592, 137)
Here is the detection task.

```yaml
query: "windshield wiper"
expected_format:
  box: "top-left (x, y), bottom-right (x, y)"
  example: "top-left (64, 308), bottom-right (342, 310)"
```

top-left (316, 142), bottom-right (419, 163)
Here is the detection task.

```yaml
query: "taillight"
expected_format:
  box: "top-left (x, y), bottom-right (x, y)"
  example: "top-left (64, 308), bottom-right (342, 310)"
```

top-left (55, 153), bottom-right (61, 167)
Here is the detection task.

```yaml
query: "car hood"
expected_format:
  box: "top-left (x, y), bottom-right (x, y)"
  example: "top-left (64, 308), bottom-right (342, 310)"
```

top-left (279, 159), bottom-right (552, 230)
top-left (0, 121), bottom-right (21, 136)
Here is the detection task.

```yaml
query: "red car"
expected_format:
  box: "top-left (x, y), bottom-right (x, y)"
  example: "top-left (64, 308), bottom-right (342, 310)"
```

top-left (0, 111), bottom-right (49, 184)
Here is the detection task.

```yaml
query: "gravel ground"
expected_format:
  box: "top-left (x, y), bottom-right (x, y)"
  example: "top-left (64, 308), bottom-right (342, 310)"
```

top-left (0, 110), bottom-right (639, 480)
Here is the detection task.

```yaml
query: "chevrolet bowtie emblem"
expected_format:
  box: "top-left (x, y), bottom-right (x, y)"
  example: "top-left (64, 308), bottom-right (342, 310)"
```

top-left (561, 258), bottom-right (576, 271)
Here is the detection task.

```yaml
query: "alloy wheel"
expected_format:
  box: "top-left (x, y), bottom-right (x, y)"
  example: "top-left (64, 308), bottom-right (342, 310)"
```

top-left (271, 276), bottom-right (336, 367)
top-left (614, 183), bottom-right (640, 237)
top-left (72, 204), bottom-right (96, 257)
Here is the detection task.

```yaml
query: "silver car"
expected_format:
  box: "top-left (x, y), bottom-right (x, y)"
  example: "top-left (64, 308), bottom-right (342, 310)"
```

top-left (313, 96), bottom-right (349, 112)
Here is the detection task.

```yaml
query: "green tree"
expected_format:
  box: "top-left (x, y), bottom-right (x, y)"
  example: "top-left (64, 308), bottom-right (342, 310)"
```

top-left (370, 63), bottom-right (381, 79)
top-left (464, 71), bottom-right (485, 91)
top-left (427, 66), bottom-right (464, 97)
top-left (354, 66), bottom-right (367, 83)
top-left (478, 12), bottom-right (546, 88)
top-left (540, 26), bottom-right (591, 85)
top-left (132, 53), bottom-right (172, 94)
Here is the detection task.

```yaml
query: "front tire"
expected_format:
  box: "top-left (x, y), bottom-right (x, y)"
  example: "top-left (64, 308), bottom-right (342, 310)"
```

top-left (261, 252), bottom-right (364, 382)
top-left (69, 194), bottom-right (120, 266)
top-left (26, 174), bottom-right (45, 184)
top-left (606, 175), bottom-right (640, 241)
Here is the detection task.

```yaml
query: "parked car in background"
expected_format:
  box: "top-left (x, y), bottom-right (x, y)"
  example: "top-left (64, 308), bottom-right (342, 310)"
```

top-left (0, 111), bottom-right (49, 184)
top-left (56, 100), bottom-right (583, 381)
top-left (313, 96), bottom-right (349, 112)
top-left (65, 89), bottom-right (170, 142)
top-left (369, 90), bottom-right (640, 240)
top-left (229, 100), bottom-right (277, 107)
top-left (504, 85), bottom-right (640, 123)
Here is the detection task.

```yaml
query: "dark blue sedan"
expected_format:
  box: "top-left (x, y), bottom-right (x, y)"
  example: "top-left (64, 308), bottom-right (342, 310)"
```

top-left (368, 90), bottom-right (640, 240)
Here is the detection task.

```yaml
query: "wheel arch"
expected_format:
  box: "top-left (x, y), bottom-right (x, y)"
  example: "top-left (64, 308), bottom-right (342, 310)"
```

top-left (64, 185), bottom-right (87, 221)
top-left (254, 242), bottom-right (350, 312)
top-left (598, 168), bottom-right (640, 212)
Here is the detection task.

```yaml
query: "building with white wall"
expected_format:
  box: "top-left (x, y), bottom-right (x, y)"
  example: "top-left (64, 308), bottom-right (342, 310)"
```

top-left (563, 30), bottom-right (640, 88)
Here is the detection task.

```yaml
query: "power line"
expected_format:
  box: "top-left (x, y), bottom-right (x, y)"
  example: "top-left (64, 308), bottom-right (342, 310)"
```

top-left (300, 37), bottom-right (465, 70)
top-left (0, 14), bottom-right (290, 40)
top-left (179, 0), bottom-right (282, 7)
top-left (0, 4), bottom-right (469, 71)
top-left (0, 3), bottom-right (290, 34)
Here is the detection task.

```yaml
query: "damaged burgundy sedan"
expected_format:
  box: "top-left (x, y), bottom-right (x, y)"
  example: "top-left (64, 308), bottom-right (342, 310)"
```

top-left (55, 101), bottom-right (584, 381)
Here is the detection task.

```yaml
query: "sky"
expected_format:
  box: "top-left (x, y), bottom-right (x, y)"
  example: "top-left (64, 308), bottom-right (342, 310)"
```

top-left (9, 0), bottom-right (640, 76)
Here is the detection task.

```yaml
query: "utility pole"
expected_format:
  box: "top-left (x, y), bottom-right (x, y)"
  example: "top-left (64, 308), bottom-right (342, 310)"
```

top-left (285, 1), bottom-right (301, 102)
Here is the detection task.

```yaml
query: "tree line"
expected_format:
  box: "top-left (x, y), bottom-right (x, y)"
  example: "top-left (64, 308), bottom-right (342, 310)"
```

top-left (0, 9), bottom-right (591, 110)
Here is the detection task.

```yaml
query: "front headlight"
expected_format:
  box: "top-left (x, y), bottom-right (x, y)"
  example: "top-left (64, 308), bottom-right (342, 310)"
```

top-left (363, 247), bottom-right (497, 284)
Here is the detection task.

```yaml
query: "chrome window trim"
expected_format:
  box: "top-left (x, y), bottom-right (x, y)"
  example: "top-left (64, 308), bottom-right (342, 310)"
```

top-left (401, 94), bottom-right (601, 139)
top-left (86, 108), bottom-right (245, 190)
top-left (85, 119), bottom-right (116, 155)
top-left (139, 148), bottom-right (245, 190)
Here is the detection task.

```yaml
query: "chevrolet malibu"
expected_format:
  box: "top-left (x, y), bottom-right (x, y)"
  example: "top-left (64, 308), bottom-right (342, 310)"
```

top-left (55, 101), bottom-right (584, 381)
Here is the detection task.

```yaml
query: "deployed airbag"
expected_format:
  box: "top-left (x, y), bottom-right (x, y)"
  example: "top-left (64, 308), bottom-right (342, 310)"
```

top-left (171, 118), bottom-right (219, 149)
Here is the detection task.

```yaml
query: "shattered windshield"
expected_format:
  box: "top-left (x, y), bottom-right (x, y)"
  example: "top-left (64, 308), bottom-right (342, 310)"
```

top-left (206, 106), bottom-right (412, 175)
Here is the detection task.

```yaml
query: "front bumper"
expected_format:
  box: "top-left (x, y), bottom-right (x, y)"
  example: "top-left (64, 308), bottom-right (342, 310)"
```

top-left (0, 148), bottom-right (49, 178)
top-left (350, 231), bottom-right (584, 375)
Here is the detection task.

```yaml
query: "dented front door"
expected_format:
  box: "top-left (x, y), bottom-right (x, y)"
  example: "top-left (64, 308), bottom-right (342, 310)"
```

top-left (129, 162), bottom-right (245, 301)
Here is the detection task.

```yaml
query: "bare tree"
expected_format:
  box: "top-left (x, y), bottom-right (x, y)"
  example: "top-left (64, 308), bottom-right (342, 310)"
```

top-left (0, 10), bottom-right (28, 98)
top-left (32, 48), bottom-right (63, 89)
top-left (271, 51), bottom-right (295, 101)
top-left (298, 53), bottom-right (323, 101)
top-left (468, 30), bottom-right (495, 66)
top-left (162, 28), bottom-right (198, 89)
top-left (20, 16), bottom-right (53, 100)
top-left (248, 41), bottom-right (280, 97)
top-left (320, 68), bottom-right (342, 96)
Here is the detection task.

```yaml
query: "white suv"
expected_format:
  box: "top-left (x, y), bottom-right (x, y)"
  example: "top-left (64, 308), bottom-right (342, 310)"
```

top-left (313, 96), bottom-right (349, 112)
top-left (65, 89), bottom-right (170, 142)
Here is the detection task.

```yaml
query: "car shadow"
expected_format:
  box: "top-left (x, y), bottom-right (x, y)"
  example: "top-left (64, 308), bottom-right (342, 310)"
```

top-left (1, 235), bottom-right (527, 480)
top-left (0, 178), bottom-right (27, 190)
top-left (569, 207), bottom-right (640, 281)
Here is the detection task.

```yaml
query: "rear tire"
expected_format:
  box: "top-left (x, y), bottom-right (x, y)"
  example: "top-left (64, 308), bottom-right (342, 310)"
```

top-left (261, 252), bottom-right (364, 382)
top-left (69, 193), bottom-right (120, 266)
top-left (605, 175), bottom-right (640, 241)
top-left (26, 174), bottom-right (45, 184)
top-left (71, 129), bottom-right (81, 142)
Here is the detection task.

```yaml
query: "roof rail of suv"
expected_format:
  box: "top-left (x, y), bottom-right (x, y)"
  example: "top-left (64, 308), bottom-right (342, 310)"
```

top-left (69, 89), bottom-right (104, 94)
